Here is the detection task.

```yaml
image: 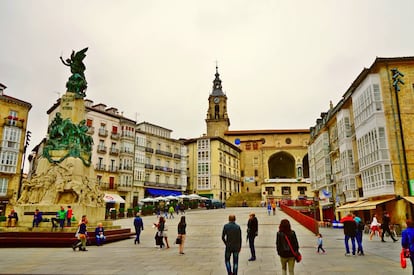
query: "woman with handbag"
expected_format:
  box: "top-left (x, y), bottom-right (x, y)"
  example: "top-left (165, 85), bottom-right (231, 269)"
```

top-left (72, 215), bottom-right (88, 251)
top-left (276, 219), bottom-right (300, 275)
top-left (177, 216), bottom-right (186, 255)
top-left (401, 219), bottom-right (414, 272)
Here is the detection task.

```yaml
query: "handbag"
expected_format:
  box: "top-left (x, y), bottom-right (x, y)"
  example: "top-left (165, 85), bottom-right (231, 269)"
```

top-left (175, 236), bottom-right (182, 244)
top-left (75, 227), bottom-right (80, 238)
top-left (401, 248), bottom-right (410, 269)
top-left (284, 234), bottom-right (301, 263)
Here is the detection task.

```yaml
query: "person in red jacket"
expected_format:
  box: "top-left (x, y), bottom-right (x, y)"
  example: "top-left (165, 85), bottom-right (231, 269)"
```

top-left (340, 213), bottom-right (357, 256)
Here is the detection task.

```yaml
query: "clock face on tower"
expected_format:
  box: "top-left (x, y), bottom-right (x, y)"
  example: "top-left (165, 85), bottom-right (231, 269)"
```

top-left (214, 97), bottom-right (220, 103)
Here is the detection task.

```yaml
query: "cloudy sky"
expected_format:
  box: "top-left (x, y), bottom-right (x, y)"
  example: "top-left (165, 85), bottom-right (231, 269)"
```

top-left (1, 0), bottom-right (414, 152)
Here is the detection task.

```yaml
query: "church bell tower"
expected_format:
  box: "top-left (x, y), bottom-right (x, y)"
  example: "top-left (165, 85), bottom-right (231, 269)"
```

top-left (206, 66), bottom-right (230, 137)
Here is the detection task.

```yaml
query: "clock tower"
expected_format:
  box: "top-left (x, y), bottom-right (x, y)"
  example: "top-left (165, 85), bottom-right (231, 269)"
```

top-left (206, 66), bottom-right (230, 137)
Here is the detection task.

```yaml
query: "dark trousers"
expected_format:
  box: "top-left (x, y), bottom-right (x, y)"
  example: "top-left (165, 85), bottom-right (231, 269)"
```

top-left (248, 235), bottom-right (256, 259)
top-left (135, 229), bottom-right (142, 243)
top-left (381, 225), bottom-right (397, 241)
top-left (317, 244), bottom-right (325, 253)
top-left (344, 235), bottom-right (356, 254)
top-left (225, 248), bottom-right (239, 275)
top-left (356, 230), bottom-right (364, 254)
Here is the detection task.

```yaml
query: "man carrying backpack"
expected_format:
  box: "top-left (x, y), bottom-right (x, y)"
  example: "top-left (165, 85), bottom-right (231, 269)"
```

top-left (353, 213), bottom-right (365, 256)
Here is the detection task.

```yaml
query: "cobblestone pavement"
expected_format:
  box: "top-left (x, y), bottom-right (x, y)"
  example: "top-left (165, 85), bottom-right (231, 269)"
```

top-left (0, 207), bottom-right (410, 275)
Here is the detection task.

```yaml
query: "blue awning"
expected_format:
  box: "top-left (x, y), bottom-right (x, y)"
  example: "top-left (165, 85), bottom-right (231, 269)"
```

top-left (146, 188), bottom-right (182, 196)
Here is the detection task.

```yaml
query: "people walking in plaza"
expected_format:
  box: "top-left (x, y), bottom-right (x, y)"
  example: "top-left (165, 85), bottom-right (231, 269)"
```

top-left (66, 206), bottom-right (73, 227)
top-left (7, 209), bottom-right (18, 227)
top-left (340, 213), bottom-right (357, 256)
top-left (164, 204), bottom-right (168, 219)
top-left (271, 201), bottom-right (277, 215)
top-left (370, 214), bottom-right (381, 240)
top-left (72, 215), bottom-right (88, 251)
top-left (177, 216), bottom-right (186, 255)
top-left (57, 206), bottom-right (66, 229)
top-left (247, 212), bottom-right (258, 261)
top-left (354, 213), bottom-right (365, 255)
top-left (95, 223), bottom-right (106, 246)
top-left (168, 205), bottom-right (175, 219)
top-left (267, 202), bottom-right (271, 216)
top-left (381, 211), bottom-right (398, 242)
top-left (163, 217), bottom-right (170, 248)
top-left (32, 209), bottom-right (42, 228)
top-left (154, 216), bottom-right (166, 249)
top-left (401, 219), bottom-right (414, 274)
top-left (179, 203), bottom-right (185, 214)
top-left (175, 204), bottom-right (179, 215)
top-left (222, 214), bottom-right (242, 275)
top-left (134, 212), bottom-right (144, 244)
top-left (316, 233), bottom-right (325, 254)
top-left (276, 219), bottom-right (300, 275)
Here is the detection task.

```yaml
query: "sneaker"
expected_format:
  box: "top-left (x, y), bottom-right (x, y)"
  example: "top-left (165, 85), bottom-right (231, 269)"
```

top-left (345, 253), bottom-right (350, 256)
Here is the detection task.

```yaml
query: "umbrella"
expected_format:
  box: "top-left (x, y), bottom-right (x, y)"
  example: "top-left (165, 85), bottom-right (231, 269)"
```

top-left (140, 197), bottom-right (155, 203)
top-left (178, 194), bottom-right (189, 199)
top-left (188, 194), bottom-right (203, 200)
top-left (166, 195), bottom-right (178, 200)
top-left (154, 196), bottom-right (168, 201)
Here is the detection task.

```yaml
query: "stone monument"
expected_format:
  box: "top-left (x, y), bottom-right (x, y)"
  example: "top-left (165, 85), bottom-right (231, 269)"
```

top-left (15, 48), bottom-right (105, 225)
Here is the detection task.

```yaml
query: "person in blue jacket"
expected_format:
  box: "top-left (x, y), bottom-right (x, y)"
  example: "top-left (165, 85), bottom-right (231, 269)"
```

top-left (402, 219), bottom-right (414, 274)
top-left (134, 212), bottom-right (144, 244)
top-left (32, 209), bottom-right (43, 227)
top-left (95, 223), bottom-right (106, 246)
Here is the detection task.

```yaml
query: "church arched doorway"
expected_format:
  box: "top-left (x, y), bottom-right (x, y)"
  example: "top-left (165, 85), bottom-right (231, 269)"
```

top-left (268, 152), bottom-right (295, 179)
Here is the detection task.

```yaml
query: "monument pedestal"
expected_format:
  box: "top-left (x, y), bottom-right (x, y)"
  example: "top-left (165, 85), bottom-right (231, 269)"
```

top-left (14, 204), bottom-right (105, 228)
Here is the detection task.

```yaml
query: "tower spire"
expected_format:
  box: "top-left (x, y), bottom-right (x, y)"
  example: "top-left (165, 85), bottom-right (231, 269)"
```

top-left (212, 63), bottom-right (224, 95)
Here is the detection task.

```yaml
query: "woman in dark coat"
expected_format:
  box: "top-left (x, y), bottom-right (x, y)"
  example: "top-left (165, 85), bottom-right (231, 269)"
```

top-left (177, 216), bottom-right (187, 254)
top-left (276, 219), bottom-right (299, 275)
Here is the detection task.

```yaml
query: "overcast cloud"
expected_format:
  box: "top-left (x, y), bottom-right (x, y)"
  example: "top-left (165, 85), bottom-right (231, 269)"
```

top-left (1, 0), bottom-right (414, 153)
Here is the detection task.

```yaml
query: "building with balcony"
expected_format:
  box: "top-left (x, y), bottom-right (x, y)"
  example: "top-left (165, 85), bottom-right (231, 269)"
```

top-left (185, 136), bottom-right (241, 200)
top-left (309, 56), bottom-right (414, 225)
top-left (0, 83), bottom-right (32, 213)
top-left (136, 122), bottom-right (187, 198)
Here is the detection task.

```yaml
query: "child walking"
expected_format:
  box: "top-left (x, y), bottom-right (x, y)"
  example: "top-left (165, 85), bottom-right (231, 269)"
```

top-left (316, 233), bottom-right (326, 254)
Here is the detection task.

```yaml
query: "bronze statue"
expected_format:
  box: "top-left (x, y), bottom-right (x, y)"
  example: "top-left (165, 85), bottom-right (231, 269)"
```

top-left (60, 47), bottom-right (88, 97)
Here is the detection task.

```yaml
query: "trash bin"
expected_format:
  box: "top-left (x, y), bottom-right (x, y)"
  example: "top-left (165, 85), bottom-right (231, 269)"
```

top-left (332, 220), bottom-right (338, 228)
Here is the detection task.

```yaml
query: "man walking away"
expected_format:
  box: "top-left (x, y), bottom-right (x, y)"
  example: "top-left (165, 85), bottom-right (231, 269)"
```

top-left (353, 213), bottom-right (364, 255)
top-left (340, 213), bottom-right (357, 256)
top-left (134, 212), bottom-right (144, 244)
top-left (247, 213), bottom-right (258, 261)
top-left (381, 211), bottom-right (398, 242)
top-left (222, 214), bottom-right (242, 275)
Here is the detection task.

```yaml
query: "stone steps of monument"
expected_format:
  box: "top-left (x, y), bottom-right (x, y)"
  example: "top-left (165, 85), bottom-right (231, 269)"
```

top-left (0, 228), bottom-right (135, 247)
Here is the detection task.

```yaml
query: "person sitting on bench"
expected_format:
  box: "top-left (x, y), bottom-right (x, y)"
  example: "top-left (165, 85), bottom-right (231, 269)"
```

top-left (32, 209), bottom-right (43, 227)
top-left (7, 209), bottom-right (18, 227)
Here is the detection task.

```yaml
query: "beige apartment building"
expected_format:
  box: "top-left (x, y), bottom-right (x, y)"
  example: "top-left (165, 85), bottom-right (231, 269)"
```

top-left (309, 57), bottom-right (414, 226)
top-left (136, 122), bottom-right (187, 199)
top-left (0, 83), bottom-right (32, 214)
